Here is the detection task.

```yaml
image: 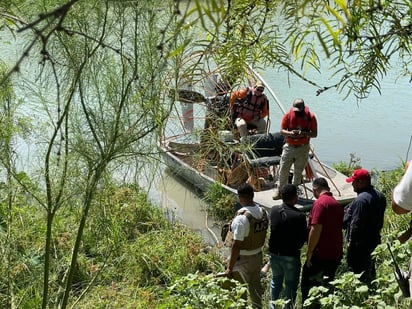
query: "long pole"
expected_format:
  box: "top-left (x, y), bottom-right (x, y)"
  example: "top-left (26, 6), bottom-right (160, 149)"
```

top-left (248, 65), bottom-right (287, 114)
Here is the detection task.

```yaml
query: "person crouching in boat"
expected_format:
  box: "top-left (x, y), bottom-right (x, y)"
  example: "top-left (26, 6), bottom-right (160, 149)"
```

top-left (230, 81), bottom-right (269, 138)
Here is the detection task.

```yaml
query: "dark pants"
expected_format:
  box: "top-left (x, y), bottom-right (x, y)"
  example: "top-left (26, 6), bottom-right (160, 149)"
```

top-left (301, 255), bottom-right (341, 304)
top-left (347, 245), bottom-right (376, 284)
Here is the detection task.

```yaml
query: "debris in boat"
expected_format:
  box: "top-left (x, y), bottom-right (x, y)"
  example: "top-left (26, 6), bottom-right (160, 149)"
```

top-left (168, 88), bottom-right (206, 103)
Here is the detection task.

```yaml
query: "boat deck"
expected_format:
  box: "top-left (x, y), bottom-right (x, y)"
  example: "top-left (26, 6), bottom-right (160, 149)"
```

top-left (163, 145), bottom-right (356, 212)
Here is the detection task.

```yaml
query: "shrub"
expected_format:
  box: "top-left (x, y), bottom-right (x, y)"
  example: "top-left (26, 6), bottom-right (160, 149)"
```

top-left (159, 272), bottom-right (250, 309)
top-left (332, 153), bottom-right (362, 176)
top-left (203, 182), bottom-right (237, 221)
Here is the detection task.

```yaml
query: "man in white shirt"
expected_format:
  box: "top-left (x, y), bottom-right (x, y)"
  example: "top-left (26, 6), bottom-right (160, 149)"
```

top-left (224, 183), bottom-right (268, 309)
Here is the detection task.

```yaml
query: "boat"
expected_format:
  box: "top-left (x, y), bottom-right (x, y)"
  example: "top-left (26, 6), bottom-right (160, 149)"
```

top-left (161, 64), bottom-right (356, 211)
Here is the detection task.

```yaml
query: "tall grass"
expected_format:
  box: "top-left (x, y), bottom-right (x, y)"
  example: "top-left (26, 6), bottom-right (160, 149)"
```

top-left (1, 160), bottom-right (412, 308)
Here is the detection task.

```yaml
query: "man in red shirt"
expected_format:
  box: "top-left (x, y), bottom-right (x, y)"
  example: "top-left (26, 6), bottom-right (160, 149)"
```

top-left (301, 177), bottom-right (344, 304)
top-left (273, 98), bottom-right (317, 199)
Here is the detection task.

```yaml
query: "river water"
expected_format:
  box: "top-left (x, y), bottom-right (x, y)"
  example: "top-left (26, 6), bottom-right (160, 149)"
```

top-left (262, 68), bottom-right (412, 172)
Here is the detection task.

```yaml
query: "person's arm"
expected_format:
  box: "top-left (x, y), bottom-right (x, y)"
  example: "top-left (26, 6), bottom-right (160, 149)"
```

top-left (229, 88), bottom-right (248, 108)
top-left (392, 161), bottom-right (412, 214)
top-left (225, 240), bottom-right (241, 277)
top-left (392, 200), bottom-right (410, 214)
top-left (304, 114), bottom-right (317, 138)
top-left (306, 224), bottom-right (322, 267)
top-left (346, 200), bottom-right (365, 247)
top-left (280, 114), bottom-right (296, 138)
top-left (280, 127), bottom-right (297, 138)
top-left (229, 91), bottom-right (239, 109)
top-left (261, 97), bottom-right (269, 118)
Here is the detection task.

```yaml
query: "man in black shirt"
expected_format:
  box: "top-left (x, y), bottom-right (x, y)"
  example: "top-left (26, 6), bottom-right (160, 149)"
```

top-left (268, 184), bottom-right (307, 309)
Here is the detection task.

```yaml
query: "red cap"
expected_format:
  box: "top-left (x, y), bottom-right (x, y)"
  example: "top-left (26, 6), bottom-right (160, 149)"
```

top-left (346, 168), bottom-right (370, 183)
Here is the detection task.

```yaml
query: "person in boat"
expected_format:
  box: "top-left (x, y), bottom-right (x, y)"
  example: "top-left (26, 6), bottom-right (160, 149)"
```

top-left (229, 81), bottom-right (269, 138)
top-left (343, 168), bottom-right (387, 284)
top-left (268, 184), bottom-right (307, 309)
top-left (206, 74), bottom-right (233, 119)
top-left (301, 177), bottom-right (344, 306)
top-left (273, 98), bottom-right (317, 200)
top-left (224, 183), bottom-right (268, 309)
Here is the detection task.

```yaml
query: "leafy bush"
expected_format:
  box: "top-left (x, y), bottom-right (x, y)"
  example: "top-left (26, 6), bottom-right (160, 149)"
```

top-left (159, 272), bottom-right (250, 309)
top-left (332, 153), bottom-right (362, 176)
top-left (376, 164), bottom-right (406, 200)
top-left (203, 182), bottom-right (237, 221)
top-left (4, 162), bottom-right (412, 308)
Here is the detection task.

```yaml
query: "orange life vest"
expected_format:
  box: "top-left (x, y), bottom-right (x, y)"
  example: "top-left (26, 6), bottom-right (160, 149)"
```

top-left (233, 88), bottom-right (268, 122)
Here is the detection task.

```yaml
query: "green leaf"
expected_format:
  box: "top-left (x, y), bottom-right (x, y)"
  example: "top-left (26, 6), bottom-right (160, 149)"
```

top-left (355, 285), bottom-right (369, 293)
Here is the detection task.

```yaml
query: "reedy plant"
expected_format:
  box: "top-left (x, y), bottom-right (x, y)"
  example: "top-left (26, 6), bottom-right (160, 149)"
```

top-left (0, 1), bottom-right (196, 308)
top-left (3, 0), bottom-right (412, 308)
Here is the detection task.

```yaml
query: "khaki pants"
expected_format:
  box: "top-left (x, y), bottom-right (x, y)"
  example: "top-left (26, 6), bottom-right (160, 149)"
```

top-left (235, 118), bottom-right (266, 138)
top-left (231, 252), bottom-right (264, 309)
top-left (278, 143), bottom-right (310, 189)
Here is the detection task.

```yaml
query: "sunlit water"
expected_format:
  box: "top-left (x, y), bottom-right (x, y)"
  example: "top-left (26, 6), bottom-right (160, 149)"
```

top-left (261, 68), bottom-right (412, 171)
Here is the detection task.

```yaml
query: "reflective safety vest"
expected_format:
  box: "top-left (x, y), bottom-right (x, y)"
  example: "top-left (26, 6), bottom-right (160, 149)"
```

top-left (233, 88), bottom-right (268, 122)
top-left (237, 207), bottom-right (269, 251)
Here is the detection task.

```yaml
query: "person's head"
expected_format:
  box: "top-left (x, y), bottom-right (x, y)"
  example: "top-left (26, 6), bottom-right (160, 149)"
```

top-left (237, 183), bottom-right (254, 205)
top-left (312, 177), bottom-right (330, 199)
top-left (255, 81), bottom-right (265, 96)
top-left (292, 98), bottom-right (305, 116)
top-left (346, 168), bottom-right (371, 193)
top-left (281, 184), bottom-right (298, 205)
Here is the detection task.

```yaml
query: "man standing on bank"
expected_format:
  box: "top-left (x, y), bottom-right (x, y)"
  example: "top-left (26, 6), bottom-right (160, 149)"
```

top-left (273, 98), bottom-right (317, 200)
top-left (268, 184), bottom-right (307, 308)
top-left (301, 177), bottom-right (344, 304)
top-left (224, 183), bottom-right (269, 309)
top-left (344, 168), bottom-right (387, 283)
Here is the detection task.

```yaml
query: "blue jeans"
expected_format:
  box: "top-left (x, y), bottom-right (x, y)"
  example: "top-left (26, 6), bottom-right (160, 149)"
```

top-left (269, 253), bottom-right (301, 308)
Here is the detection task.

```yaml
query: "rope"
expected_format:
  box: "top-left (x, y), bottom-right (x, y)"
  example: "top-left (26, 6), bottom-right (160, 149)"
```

top-left (309, 145), bottom-right (342, 197)
top-left (205, 210), bottom-right (220, 246)
top-left (248, 65), bottom-right (286, 114)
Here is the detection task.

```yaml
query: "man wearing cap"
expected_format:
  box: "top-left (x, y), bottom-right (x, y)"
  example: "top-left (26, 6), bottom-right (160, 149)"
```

top-left (273, 98), bottom-right (317, 200)
top-left (229, 81), bottom-right (269, 138)
top-left (343, 168), bottom-right (386, 283)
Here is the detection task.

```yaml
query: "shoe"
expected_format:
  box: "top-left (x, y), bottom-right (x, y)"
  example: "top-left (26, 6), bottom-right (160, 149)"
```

top-left (272, 190), bottom-right (281, 200)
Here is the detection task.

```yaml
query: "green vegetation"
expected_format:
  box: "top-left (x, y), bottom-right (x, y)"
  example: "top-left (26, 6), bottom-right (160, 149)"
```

top-left (332, 153), bottom-right (362, 177)
top-left (2, 0), bottom-right (412, 308)
top-left (0, 183), bottom-right (229, 308)
top-left (203, 182), bottom-right (237, 221)
top-left (1, 157), bottom-right (412, 308)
